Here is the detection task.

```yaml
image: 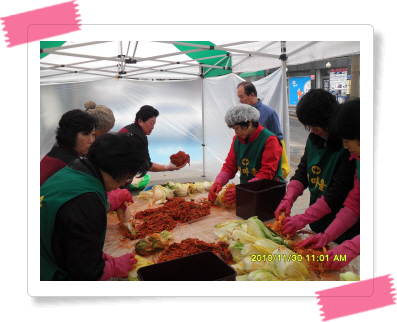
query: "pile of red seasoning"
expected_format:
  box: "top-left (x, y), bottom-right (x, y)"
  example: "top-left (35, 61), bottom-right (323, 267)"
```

top-left (125, 197), bottom-right (211, 240)
top-left (157, 238), bottom-right (233, 264)
top-left (170, 151), bottom-right (190, 167)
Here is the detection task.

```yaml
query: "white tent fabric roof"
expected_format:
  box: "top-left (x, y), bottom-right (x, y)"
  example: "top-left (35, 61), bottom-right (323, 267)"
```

top-left (40, 41), bottom-right (360, 84)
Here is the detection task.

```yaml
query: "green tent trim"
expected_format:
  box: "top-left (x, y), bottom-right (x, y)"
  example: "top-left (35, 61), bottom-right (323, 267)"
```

top-left (40, 41), bottom-right (67, 59)
top-left (174, 41), bottom-right (231, 78)
top-left (239, 70), bottom-right (265, 78)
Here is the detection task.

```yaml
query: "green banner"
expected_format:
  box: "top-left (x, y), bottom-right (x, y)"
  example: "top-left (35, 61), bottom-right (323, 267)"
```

top-left (239, 70), bottom-right (265, 78)
top-left (40, 41), bottom-right (67, 59)
top-left (174, 41), bottom-right (231, 78)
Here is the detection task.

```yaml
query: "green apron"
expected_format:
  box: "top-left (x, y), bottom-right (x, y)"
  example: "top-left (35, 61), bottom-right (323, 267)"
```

top-left (306, 138), bottom-right (346, 206)
top-left (234, 128), bottom-right (284, 184)
top-left (40, 166), bottom-right (107, 281)
top-left (306, 138), bottom-right (351, 237)
top-left (356, 159), bottom-right (360, 182)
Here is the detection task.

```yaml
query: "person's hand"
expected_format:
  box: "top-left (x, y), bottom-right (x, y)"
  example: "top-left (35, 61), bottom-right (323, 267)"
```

top-left (281, 196), bottom-right (331, 236)
top-left (107, 188), bottom-right (134, 212)
top-left (100, 252), bottom-right (138, 280)
top-left (281, 215), bottom-right (307, 237)
top-left (294, 233), bottom-right (329, 249)
top-left (111, 253), bottom-right (138, 278)
top-left (224, 187), bottom-right (236, 204)
top-left (164, 163), bottom-right (177, 171)
top-left (208, 183), bottom-right (223, 202)
top-left (274, 180), bottom-right (305, 220)
top-left (174, 162), bottom-right (188, 170)
top-left (324, 239), bottom-right (360, 271)
top-left (208, 171), bottom-right (230, 202)
top-left (102, 252), bottom-right (113, 261)
top-left (274, 199), bottom-right (293, 220)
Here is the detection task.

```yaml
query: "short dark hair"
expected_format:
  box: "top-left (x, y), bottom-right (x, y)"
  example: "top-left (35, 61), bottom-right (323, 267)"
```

top-left (333, 98), bottom-right (360, 140)
top-left (296, 89), bottom-right (339, 131)
top-left (135, 105), bottom-right (159, 123)
top-left (237, 81), bottom-right (257, 97)
top-left (227, 121), bottom-right (259, 129)
top-left (87, 133), bottom-right (150, 182)
top-left (56, 109), bottom-right (98, 148)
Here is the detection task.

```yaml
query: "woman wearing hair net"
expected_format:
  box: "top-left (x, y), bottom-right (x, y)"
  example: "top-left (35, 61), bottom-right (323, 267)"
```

top-left (208, 104), bottom-right (284, 204)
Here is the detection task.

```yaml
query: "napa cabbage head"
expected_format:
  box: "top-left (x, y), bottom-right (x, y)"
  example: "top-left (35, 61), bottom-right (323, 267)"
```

top-left (228, 240), bottom-right (245, 263)
top-left (267, 246), bottom-right (309, 281)
top-left (247, 216), bottom-right (288, 246)
top-left (127, 255), bottom-right (154, 281)
top-left (241, 255), bottom-right (266, 273)
top-left (231, 261), bottom-right (246, 275)
top-left (229, 229), bottom-right (260, 244)
top-left (214, 220), bottom-right (245, 241)
top-left (340, 272), bottom-right (360, 281)
top-left (247, 270), bottom-right (280, 281)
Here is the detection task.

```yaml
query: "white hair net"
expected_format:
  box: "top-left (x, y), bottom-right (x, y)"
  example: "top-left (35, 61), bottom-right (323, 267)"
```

top-left (224, 103), bottom-right (260, 126)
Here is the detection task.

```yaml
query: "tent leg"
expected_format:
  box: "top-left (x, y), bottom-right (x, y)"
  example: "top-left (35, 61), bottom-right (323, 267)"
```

top-left (201, 75), bottom-right (206, 177)
top-left (281, 41), bottom-right (290, 182)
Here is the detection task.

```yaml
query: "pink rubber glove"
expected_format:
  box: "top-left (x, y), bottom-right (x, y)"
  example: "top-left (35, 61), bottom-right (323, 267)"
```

top-left (107, 188), bottom-right (134, 212)
top-left (224, 187), bottom-right (236, 204)
top-left (274, 180), bottom-right (305, 220)
top-left (324, 235), bottom-right (360, 271)
top-left (281, 196), bottom-right (331, 236)
top-left (208, 171), bottom-right (230, 202)
top-left (99, 253), bottom-right (138, 280)
top-left (295, 205), bottom-right (359, 249)
top-left (248, 177), bottom-right (259, 183)
top-left (102, 252), bottom-right (112, 261)
top-left (294, 233), bottom-right (329, 249)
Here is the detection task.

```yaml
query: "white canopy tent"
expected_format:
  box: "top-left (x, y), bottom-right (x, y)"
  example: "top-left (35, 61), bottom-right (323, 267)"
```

top-left (40, 41), bottom-right (360, 178)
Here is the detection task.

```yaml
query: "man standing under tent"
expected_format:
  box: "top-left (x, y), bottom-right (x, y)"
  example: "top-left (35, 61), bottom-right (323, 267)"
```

top-left (237, 81), bottom-right (289, 179)
top-left (119, 105), bottom-right (187, 172)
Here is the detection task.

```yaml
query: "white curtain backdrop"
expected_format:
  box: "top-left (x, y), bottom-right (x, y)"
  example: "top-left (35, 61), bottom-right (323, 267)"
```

top-left (40, 70), bottom-right (283, 177)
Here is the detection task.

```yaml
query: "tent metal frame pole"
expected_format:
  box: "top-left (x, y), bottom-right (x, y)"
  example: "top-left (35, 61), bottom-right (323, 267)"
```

top-left (41, 69), bottom-right (118, 79)
top-left (43, 66), bottom-right (118, 76)
top-left (40, 62), bottom-right (123, 75)
top-left (41, 50), bottom-right (123, 63)
top-left (40, 71), bottom-right (77, 78)
top-left (201, 71), bottom-right (206, 177)
top-left (131, 41), bottom-right (138, 59)
top-left (203, 56), bottom-right (228, 76)
top-left (157, 41), bottom-right (256, 48)
top-left (156, 41), bottom-right (279, 58)
top-left (280, 41), bottom-right (290, 182)
top-left (138, 48), bottom-right (208, 62)
top-left (43, 41), bottom-right (111, 51)
top-left (40, 58), bottom-right (105, 68)
top-left (225, 56), bottom-right (231, 69)
top-left (124, 68), bottom-right (200, 78)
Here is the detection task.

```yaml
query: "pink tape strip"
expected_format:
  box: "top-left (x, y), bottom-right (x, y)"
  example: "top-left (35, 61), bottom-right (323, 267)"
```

top-left (316, 275), bottom-right (396, 321)
top-left (1, 1), bottom-right (80, 47)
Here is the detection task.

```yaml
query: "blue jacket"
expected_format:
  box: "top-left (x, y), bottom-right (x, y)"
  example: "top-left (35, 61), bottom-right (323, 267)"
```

top-left (253, 99), bottom-right (283, 140)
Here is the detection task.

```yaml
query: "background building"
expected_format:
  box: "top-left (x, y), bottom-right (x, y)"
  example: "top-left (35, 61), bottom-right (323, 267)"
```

top-left (238, 54), bottom-right (360, 111)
